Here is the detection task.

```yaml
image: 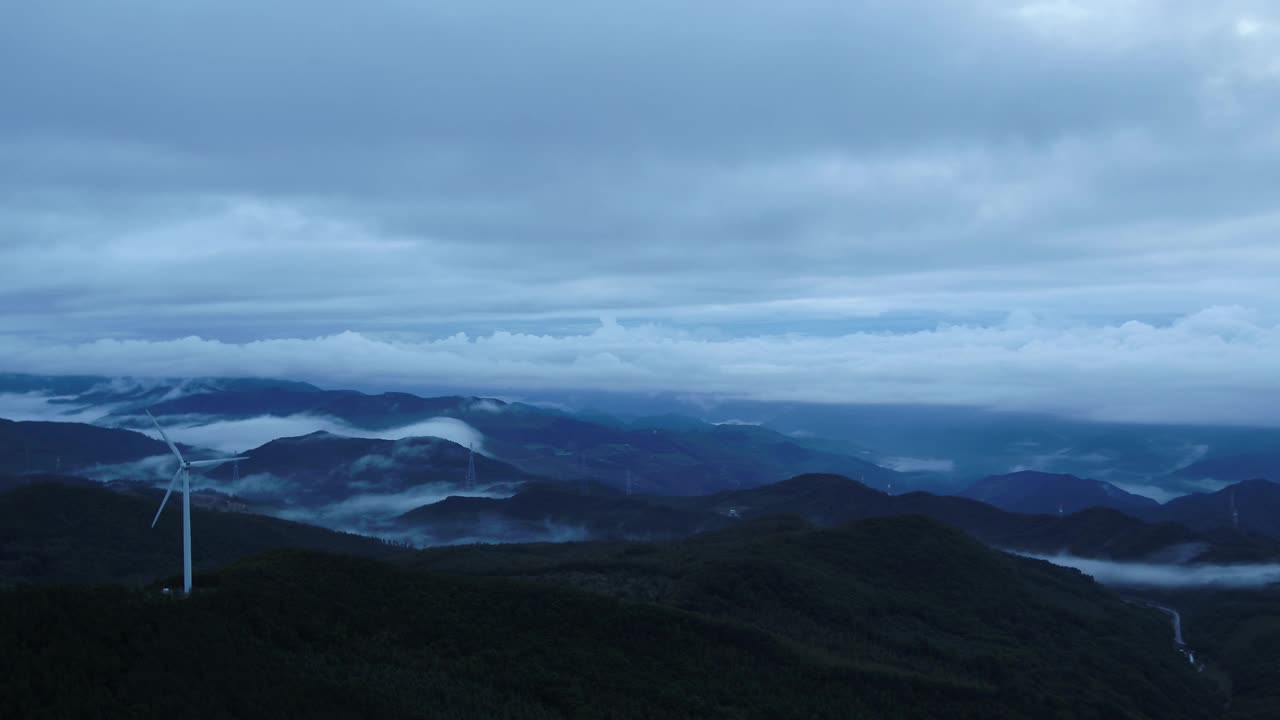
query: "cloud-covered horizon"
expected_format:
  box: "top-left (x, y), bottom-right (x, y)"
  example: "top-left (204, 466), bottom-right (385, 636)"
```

top-left (4, 2), bottom-right (1280, 424)
top-left (3, 306), bottom-right (1280, 425)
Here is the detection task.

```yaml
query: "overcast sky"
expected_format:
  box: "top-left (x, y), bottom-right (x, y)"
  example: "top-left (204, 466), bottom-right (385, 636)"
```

top-left (2, 1), bottom-right (1279, 424)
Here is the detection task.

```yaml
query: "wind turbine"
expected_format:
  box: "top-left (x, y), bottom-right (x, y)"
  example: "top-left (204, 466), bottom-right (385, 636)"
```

top-left (147, 411), bottom-right (247, 595)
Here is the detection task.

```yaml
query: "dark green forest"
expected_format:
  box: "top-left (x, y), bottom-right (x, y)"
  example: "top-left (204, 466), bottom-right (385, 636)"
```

top-left (1143, 586), bottom-right (1280, 720)
top-left (0, 508), bottom-right (1222, 719)
top-left (0, 480), bottom-right (399, 586)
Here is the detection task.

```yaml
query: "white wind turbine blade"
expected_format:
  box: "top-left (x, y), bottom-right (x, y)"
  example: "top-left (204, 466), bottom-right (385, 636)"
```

top-left (147, 410), bottom-right (186, 465)
top-left (186, 457), bottom-right (249, 469)
top-left (151, 467), bottom-right (184, 528)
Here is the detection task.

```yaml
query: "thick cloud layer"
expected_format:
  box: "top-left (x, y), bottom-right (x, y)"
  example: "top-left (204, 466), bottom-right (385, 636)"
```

top-left (3, 2), bottom-right (1279, 423)
top-left (4, 307), bottom-right (1280, 424)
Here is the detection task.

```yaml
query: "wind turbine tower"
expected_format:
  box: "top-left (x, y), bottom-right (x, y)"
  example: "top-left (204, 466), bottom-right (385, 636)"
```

top-left (626, 469), bottom-right (633, 496)
top-left (1230, 490), bottom-right (1239, 529)
top-left (147, 411), bottom-right (247, 595)
top-left (465, 443), bottom-right (478, 491)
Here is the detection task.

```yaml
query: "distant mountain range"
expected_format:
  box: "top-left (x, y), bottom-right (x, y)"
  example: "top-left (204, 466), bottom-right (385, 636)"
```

top-left (6, 372), bottom-right (1280, 497)
top-left (4, 373), bottom-right (1280, 545)
top-left (393, 473), bottom-right (1280, 564)
top-left (1, 373), bottom-right (907, 497)
top-left (0, 373), bottom-right (319, 415)
top-left (6, 405), bottom-right (1280, 556)
top-left (960, 469), bottom-right (1280, 542)
top-left (960, 470), bottom-right (1160, 516)
top-left (202, 430), bottom-right (535, 507)
top-left (143, 387), bottom-right (903, 495)
top-left (1166, 450), bottom-right (1280, 487)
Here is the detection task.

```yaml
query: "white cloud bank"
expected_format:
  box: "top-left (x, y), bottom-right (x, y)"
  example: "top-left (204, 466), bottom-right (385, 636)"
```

top-left (0, 393), bottom-right (114, 424)
top-left (1111, 478), bottom-right (1234, 504)
top-left (0, 391), bottom-right (488, 456)
top-left (275, 482), bottom-right (509, 530)
top-left (1027, 553), bottom-right (1280, 589)
top-left (144, 415), bottom-right (487, 455)
top-left (3, 306), bottom-right (1280, 426)
top-left (882, 457), bottom-right (958, 474)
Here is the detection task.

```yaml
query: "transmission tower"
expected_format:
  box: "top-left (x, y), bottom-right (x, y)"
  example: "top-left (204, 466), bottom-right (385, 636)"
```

top-left (465, 444), bottom-right (478, 491)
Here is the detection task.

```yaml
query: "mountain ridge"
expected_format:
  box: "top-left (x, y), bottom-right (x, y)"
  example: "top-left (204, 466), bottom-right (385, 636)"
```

top-left (961, 470), bottom-right (1160, 516)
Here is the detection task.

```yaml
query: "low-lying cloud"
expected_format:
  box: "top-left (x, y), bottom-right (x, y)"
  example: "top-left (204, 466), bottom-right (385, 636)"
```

top-left (274, 483), bottom-right (514, 539)
top-left (1111, 479), bottom-right (1233, 504)
top-left (194, 470), bottom-right (293, 499)
top-left (0, 392), bottom-right (114, 424)
top-left (1025, 552), bottom-right (1280, 589)
top-left (84, 458), bottom-right (293, 499)
top-left (290, 483), bottom-right (506, 523)
top-left (881, 456), bottom-right (957, 474)
top-left (126, 413), bottom-right (486, 455)
top-left (84, 454), bottom-right (176, 483)
top-left (398, 516), bottom-right (592, 549)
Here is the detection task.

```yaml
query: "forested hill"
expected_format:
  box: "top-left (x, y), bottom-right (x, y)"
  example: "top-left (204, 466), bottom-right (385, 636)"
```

top-left (0, 418), bottom-right (169, 476)
top-left (398, 473), bottom-right (1280, 563)
top-left (0, 515), bottom-right (1219, 719)
top-left (400, 514), bottom-right (1219, 718)
top-left (0, 477), bottom-right (399, 586)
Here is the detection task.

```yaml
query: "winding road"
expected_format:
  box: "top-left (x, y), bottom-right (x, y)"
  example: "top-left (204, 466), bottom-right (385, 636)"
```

top-left (1149, 604), bottom-right (1185, 646)
top-left (1124, 598), bottom-right (1197, 666)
